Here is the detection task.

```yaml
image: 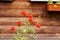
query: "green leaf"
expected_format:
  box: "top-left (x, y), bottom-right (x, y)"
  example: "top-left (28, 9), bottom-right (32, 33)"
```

top-left (14, 36), bottom-right (20, 40)
top-left (21, 37), bottom-right (27, 40)
top-left (27, 27), bottom-right (33, 33)
top-left (22, 28), bottom-right (27, 33)
top-left (48, 0), bottom-right (53, 4)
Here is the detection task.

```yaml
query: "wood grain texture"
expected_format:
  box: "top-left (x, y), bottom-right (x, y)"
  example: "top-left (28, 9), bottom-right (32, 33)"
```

top-left (0, 25), bottom-right (60, 33)
top-left (0, 1), bottom-right (47, 17)
top-left (0, 17), bottom-right (60, 26)
top-left (0, 34), bottom-right (59, 40)
top-left (0, 0), bottom-right (60, 34)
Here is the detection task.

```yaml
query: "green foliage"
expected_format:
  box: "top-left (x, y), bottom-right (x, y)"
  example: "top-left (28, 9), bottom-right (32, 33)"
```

top-left (48, 0), bottom-right (53, 4)
top-left (12, 21), bottom-right (36, 40)
top-left (48, 0), bottom-right (60, 4)
top-left (56, 0), bottom-right (60, 4)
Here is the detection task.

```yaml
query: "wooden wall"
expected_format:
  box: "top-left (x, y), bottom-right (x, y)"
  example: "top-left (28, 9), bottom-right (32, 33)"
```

top-left (0, 0), bottom-right (60, 34)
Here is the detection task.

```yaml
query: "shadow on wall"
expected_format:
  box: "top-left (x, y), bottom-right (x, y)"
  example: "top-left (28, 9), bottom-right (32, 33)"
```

top-left (48, 11), bottom-right (60, 20)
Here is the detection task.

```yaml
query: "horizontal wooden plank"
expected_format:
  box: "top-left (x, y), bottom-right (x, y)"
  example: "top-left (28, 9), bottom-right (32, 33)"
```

top-left (0, 34), bottom-right (59, 40)
top-left (0, 25), bottom-right (60, 34)
top-left (0, 2), bottom-right (46, 9)
top-left (0, 17), bottom-right (60, 26)
top-left (0, 9), bottom-right (44, 17)
top-left (0, 17), bottom-right (38, 25)
top-left (0, 34), bottom-right (59, 38)
top-left (0, 2), bottom-right (31, 9)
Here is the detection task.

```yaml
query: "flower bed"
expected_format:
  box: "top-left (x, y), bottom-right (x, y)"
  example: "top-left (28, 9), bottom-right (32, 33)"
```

top-left (47, 4), bottom-right (60, 11)
top-left (0, 11), bottom-right (42, 40)
top-left (47, 0), bottom-right (60, 11)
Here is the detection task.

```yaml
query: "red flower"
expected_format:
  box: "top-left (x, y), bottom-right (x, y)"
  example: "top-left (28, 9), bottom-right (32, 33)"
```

top-left (28, 18), bottom-right (34, 24)
top-left (10, 27), bottom-right (16, 31)
top-left (35, 23), bottom-right (41, 28)
top-left (21, 11), bottom-right (26, 16)
top-left (28, 14), bottom-right (33, 19)
top-left (17, 21), bottom-right (22, 26)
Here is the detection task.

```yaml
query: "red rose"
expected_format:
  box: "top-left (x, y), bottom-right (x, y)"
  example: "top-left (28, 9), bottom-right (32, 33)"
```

top-left (21, 11), bottom-right (26, 16)
top-left (28, 14), bottom-right (33, 19)
top-left (35, 23), bottom-right (41, 28)
top-left (17, 21), bottom-right (22, 26)
top-left (10, 27), bottom-right (16, 31)
top-left (28, 18), bottom-right (34, 24)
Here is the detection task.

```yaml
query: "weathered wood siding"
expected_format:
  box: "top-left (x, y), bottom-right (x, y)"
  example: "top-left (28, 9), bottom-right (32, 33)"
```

top-left (0, 0), bottom-right (60, 34)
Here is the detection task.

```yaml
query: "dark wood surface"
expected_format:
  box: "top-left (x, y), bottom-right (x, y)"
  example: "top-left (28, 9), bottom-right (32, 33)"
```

top-left (0, 0), bottom-right (60, 34)
top-left (0, 0), bottom-right (60, 40)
